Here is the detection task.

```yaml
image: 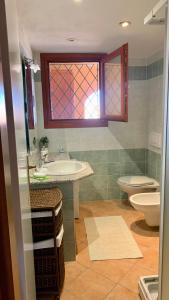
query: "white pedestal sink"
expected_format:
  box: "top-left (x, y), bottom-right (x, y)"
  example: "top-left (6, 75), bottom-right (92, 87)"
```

top-left (42, 160), bottom-right (87, 218)
top-left (44, 160), bottom-right (87, 176)
top-left (73, 180), bottom-right (80, 218)
top-left (32, 159), bottom-right (93, 219)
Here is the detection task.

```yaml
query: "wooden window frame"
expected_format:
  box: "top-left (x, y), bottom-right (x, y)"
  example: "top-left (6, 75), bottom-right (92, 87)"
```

top-left (41, 46), bottom-right (128, 129)
top-left (41, 53), bottom-right (107, 128)
top-left (102, 43), bottom-right (128, 122)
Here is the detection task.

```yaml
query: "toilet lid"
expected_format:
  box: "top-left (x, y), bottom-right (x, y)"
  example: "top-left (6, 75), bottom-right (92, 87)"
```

top-left (118, 176), bottom-right (154, 187)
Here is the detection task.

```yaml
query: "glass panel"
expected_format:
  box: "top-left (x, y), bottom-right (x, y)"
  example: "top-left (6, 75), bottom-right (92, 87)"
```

top-left (104, 55), bottom-right (122, 116)
top-left (49, 62), bottom-right (100, 119)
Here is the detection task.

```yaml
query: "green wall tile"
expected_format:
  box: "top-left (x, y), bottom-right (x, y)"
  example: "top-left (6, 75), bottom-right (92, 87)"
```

top-left (146, 149), bottom-right (161, 181)
top-left (107, 163), bottom-right (121, 175)
top-left (120, 161), bottom-right (145, 176)
top-left (119, 149), bottom-right (146, 163)
top-left (56, 182), bottom-right (76, 262)
top-left (119, 149), bottom-right (134, 163)
top-left (62, 205), bottom-right (74, 221)
top-left (147, 164), bottom-right (156, 179)
top-left (120, 191), bottom-right (128, 200)
top-left (64, 241), bottom-right (76, 262)
top-left (91, 162), bottom-right (120, 176)
top-left (128, 66), bottom-right (147, 80)
top-left (79, 175), bottom-right (108, 201)
top-left (156, 156), bottom-right (162, 182)
top-left (79, 186), bottom-right (108, 201)
top-left (71, 148), bottom-right (161, 202)
top-left (56, 182), bottom-right (73, 199)
top-left (147, 59), bottom-right (163, 79)
top-left (128, 61), bottom-right (163, 80)
top-left (90, 163), bottom-right (109, 175)
top-left (107, 174), bottom-right (120, 188)
top-left (107, 186), bottom-right (121, 200)
top-left (76, 150), bottom-right (109, 163)
top-left (70, 151), bottom-right (82, 160)
top-left (107, 150), bottom-right (120, 162)
top-left (63, 221), bottom-right (75, 242)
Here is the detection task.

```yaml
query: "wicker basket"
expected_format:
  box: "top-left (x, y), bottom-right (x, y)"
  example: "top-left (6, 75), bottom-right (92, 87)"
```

top-left (30, 188), bottom-right (65, 297)
top-left (32, 210), bottom-right (63, 242)
top-left (34, 242), bottom-right (65, 294)
top-left (30, 188), bottom-right (62, 210)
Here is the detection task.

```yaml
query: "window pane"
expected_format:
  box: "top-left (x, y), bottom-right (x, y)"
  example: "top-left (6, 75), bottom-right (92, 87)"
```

top-left (105, 55), bottom-right (122, 116)
top-left (49, 62), bottom-right (100, 120)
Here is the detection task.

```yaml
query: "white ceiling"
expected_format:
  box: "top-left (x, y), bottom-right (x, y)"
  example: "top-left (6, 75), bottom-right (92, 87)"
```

top-left (17, 0), bottom-right (165, 59)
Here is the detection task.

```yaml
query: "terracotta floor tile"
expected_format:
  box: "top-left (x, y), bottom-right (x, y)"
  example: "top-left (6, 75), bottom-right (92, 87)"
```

top-left (75, 222), bottom-right (87, 243)
top-left (76, 240), bottom-right (88, 253)
top-left (67, 269), bottom-right (115, 300)
top-left (76, 247), bottom-right (93, 268)
top-left (64, 261), bottom-right (86, 286)
top-left (120, 265), bottom-right (156, 294)
top-left (130, 219), bottom-right (159, 238)
top-left (105, 284), bottom-right (140, 300)
top-left (90, 259), bottom-right (134, 283)
top-left (132, 231), bottom-right (159, 249)
top-left (60, 289), bottom-right (79, 300)
top-left (135, 247), bottom-right (159, 273)
top-left (79, 206), bottom-right (94, 218)
top-left (62, 200), bottom-right (159, 299)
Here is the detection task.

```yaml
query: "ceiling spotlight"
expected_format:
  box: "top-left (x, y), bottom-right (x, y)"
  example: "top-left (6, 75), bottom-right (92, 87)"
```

top-left (74, 0), bottom-right (83, 3)
top-left (119, 20), bottom-right (131, 28)
top-left (67, 38), bottom-right (76, 42)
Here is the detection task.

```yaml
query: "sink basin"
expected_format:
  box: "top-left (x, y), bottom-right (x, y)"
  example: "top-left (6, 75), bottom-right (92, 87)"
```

top-left (43, 160), bottom-right (87, 176)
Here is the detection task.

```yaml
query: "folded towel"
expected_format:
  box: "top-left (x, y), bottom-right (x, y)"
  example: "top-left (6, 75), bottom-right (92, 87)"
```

top-left (32, 175), bottom-right (49, 181)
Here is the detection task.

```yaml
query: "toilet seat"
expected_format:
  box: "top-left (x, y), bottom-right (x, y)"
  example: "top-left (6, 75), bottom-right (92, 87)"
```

top-left (118, 176), bottom-right (157, 187)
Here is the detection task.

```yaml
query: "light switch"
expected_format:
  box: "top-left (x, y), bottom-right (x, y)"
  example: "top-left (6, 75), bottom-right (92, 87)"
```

top-left (149, 132), bottom-right (162, 148)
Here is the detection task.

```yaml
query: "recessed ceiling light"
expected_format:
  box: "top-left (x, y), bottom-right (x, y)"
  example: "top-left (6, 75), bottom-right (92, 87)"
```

top-left (67, 38), bottom-right (76, 42)
top-left (74, 0), bottom-right (83, 3)
top-left (119, 21), bottom-right (131, 28)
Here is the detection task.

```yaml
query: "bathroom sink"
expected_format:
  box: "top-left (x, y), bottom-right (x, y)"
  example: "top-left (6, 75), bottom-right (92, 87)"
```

top-left (43, 160), bottom-right (87, 176)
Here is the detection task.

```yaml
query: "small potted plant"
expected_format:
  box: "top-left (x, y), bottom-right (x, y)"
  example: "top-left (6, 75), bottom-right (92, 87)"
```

top-left (39, 136), bottom-right (49, 162)
top-left (39, 136), bottom-right (49, 150)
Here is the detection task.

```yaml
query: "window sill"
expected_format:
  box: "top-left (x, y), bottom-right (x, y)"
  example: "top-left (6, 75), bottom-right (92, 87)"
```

top-left (44, 119), bottom-right (108, 128)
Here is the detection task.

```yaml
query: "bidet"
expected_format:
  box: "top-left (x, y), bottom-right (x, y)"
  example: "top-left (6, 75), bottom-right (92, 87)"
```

top-left (129, 192), bottom-right (160, 226)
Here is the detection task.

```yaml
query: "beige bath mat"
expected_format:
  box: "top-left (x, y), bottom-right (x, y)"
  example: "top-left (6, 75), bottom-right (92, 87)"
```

top-left (84, 216), bottom-right (143, 261)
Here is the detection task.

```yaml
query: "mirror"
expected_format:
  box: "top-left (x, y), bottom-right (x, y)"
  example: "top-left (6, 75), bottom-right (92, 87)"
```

top-left (22, 57), bottom-right (38, 153)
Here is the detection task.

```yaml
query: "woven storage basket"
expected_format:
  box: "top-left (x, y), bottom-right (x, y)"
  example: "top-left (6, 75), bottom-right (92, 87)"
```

top-left (34, 242), bottom-right (65, 293)
top-left (32, 211), bottom-right (63, 242)
top-left (30, 188), bottom-right (65, 296)
top-left (30, 188), bottom-right (62, 209)
top-left (36, 275), bottom-right (58, 291)
top-left (30, 188), bottom-right (63, 242)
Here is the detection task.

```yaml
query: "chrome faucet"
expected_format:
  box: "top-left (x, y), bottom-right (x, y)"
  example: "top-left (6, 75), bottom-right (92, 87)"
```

top-left (58, 146), bottom-right (65, 153)
top-left (40, 147), bottom-right (49, 163)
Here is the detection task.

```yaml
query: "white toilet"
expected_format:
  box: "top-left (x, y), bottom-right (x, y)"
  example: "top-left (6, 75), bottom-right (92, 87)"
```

top-left (129, 192), bottom-right (160, 227)
top-left (117, 176), bottom-right (159, 198)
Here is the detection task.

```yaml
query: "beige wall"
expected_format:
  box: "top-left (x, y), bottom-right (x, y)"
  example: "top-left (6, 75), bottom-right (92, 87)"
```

top-left (32, 52), bottom-right (164, 154)
top-left (34, 78), bottom-right (148, 152)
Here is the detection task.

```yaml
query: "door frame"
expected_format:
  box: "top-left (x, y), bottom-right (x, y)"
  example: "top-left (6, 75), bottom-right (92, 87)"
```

top-left (0, 135), bottom-right (15, 300)
top-left (159, 2), bottom-right (169, 299)
top-left (0, 1), bottom-right (24, 298)
top-left (0, 0), bottom-right (35, 299)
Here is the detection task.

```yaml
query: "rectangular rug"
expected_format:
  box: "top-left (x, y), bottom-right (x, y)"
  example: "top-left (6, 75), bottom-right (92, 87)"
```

top-left (84, 216), bottom-right (143, 261)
